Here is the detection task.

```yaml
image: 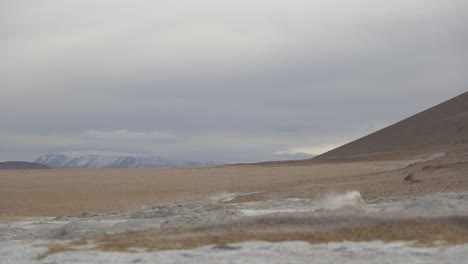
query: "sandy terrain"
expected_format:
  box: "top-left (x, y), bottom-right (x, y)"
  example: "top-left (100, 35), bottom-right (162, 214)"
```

top-left (0, 161), bottom-right (404, 218)
top-left (1, 153), bottom-right (468, 218)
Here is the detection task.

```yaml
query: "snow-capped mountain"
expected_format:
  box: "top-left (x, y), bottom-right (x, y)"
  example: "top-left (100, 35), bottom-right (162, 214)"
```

top-left (35, 151), bottom-right (222, 169)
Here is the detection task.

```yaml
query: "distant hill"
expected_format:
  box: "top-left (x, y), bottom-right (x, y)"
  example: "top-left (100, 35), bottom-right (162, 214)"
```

top-left (313, 91), bottom-right (468, 162)
top-left (35, 151), bottom-right (222, 169)
top-left (0, 161), bottom-right (50, 169)
top-left (253, 91), bottom-right (468, 166)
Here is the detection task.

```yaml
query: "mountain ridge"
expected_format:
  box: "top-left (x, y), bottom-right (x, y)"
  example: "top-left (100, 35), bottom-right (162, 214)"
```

top-left (35, 151), bottom-right (222, 169)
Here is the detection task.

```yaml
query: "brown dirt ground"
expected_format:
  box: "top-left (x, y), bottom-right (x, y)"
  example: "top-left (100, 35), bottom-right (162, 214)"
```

top-left (0, 162), bottom-right (403, 218)
top-left (93, 216), bottom-right (468, 250)
top-left (1, 154), bottom-right (468, 218)
top-left (228, 155), bottom-right (468, 203)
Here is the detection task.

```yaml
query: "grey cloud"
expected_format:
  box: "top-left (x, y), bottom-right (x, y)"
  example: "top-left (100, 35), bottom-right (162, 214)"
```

top-left (1, 0), bottom-right (467, 162)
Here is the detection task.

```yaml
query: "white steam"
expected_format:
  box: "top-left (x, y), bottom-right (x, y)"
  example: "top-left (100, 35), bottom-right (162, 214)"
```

top-left (319, 191), bottom-right (366, 210)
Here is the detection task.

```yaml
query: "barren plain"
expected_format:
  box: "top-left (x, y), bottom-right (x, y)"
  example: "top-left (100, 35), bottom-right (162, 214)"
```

top-left (0, 161), bottom-right (405, 218)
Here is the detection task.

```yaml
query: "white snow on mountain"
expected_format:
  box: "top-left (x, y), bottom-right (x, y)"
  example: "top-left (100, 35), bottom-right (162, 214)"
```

top-left (35, 151), bottom-right (222, 169)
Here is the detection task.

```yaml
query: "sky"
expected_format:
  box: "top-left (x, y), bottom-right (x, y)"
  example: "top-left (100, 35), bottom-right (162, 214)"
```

top-left (1, 0), bottom-right (467, 162)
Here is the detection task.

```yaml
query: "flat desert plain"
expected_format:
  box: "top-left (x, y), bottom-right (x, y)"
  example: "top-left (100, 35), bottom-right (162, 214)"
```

top-left (2, 153), bottom-right (468, 218)
top-left (0, 161), bottom-right (404, 218)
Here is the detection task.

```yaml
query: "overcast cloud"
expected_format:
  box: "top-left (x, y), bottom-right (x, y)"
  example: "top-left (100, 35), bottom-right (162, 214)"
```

top-left (1, 0), bottom-right (467, 162)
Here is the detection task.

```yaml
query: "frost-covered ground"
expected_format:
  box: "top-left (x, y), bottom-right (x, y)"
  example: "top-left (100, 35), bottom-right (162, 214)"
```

top-left (2, 240), bottom-right (468, 264)
top-left (1, 191), bottom-right (468, 263)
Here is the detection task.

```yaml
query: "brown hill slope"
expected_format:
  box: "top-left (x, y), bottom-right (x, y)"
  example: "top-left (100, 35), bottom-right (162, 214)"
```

top-left (313, 91), bottom-right (468, 162)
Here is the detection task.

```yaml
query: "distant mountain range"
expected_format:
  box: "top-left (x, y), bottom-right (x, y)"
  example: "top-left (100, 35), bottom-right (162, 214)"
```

top-left (0, 161), bottom-right (50, 169)
top-left (35, 151), bottom-right (222, 169)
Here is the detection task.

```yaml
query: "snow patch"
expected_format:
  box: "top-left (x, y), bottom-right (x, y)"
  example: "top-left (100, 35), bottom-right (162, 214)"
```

top-left (35, 151), bottom-right (222, 169)
top-left (405, 152), bottom-right (447, 164)
top-left (2, 241), bottom-right (468, 264)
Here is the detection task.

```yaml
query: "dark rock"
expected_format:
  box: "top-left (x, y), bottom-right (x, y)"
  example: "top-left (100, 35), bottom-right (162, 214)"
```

top-left (404, 173), bottom-right (422, 184)
top-left (422, 164), bottom-right (445, 171)
top-left (212, 244), bottom-right (241, 250)
top-left (404, 173), bottom-right (415, 182)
